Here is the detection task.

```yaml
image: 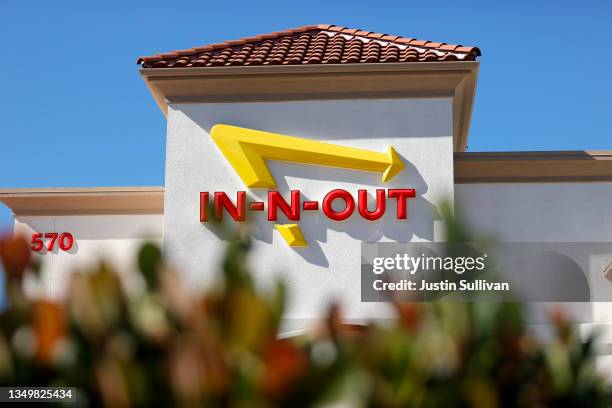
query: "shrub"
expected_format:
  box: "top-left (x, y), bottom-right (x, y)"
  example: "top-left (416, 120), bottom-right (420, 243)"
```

top-left (0, 216), bottom-right (610, 407)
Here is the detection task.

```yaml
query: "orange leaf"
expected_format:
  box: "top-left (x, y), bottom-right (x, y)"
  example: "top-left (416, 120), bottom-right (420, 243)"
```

top-left (0, 234), bottom-right (31, 281)
top-left (32, 301), bottom-right (66, 366)
top-left (261, 339), bottom-right (308, 398)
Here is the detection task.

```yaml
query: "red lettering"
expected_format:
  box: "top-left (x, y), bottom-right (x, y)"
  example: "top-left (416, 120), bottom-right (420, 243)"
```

top-left (322, 189), bottom-right (355, 221)
top-left (201, 188), bottom-right (416, 223)
top-left (358, 189), bottom-right (386, 221)
top-left (214, 191), bottom-right (246, 221)
top-left (268, 190), bottom-right (300, 221)
top-left (387, 189), bottom-right (416, 219)
top-left (200, 192), bottom-right (209, 222)
top-left (303, 201), bottom-right (319, 211)
top-left (249, 201), bottom-right (265, 211)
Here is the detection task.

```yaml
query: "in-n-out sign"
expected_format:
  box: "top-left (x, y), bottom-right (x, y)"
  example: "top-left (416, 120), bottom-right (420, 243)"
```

top-left (200, 125), bottom-right (416, 247)
top-left (200, 189), bottom-right (416, 220)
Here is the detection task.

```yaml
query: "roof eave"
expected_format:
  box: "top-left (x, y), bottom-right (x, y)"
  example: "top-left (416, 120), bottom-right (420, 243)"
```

top-left (139, 61), bottom-right (479, 151)
top-left (0, 187), bottom-right (165, 216)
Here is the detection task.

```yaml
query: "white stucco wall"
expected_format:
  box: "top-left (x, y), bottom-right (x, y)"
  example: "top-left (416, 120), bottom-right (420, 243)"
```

top-left (163, 98), bottom-right (455, 325)
top-left (456, 182), bottom-right (612, 370)
top-left (456, 182), bottom-right (612, 321)
top-left (13, 214), bottom-right (163, 299)
top-left (456, 182), bottom-right (612, 318)
top-left (456, 182), bottom-right (612, 243)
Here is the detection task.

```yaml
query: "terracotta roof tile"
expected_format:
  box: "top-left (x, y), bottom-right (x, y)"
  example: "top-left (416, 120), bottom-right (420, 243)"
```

top-left (438, 44), bottom-right (460, 52)
top-left (137, 24), bottom-right (480, 68)
top-left (381, 35), bottom-right (400, 41)
top-left (409, 39), bottom-right (429, 46)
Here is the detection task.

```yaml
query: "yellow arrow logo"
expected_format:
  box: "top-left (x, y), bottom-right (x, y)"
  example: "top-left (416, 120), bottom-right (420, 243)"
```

top-left (210, 124), bottom-right (404, 188)
top-left (209, 124), bottom-right (406, 247)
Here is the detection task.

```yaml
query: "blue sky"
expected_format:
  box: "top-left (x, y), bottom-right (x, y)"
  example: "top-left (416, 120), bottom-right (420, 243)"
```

top-left (1, 0), bottom-right (611, 231)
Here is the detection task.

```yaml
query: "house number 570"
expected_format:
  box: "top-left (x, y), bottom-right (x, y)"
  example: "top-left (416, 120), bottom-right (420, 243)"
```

top-left (30, 233), bottom-right (74, 252)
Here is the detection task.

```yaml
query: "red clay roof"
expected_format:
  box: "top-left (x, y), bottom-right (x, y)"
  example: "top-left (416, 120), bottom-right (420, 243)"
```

top-left (137, 24), bottom-right (480, 68)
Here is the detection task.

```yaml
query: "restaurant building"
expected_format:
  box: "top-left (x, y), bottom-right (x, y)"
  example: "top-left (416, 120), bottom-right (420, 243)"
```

top-left (2, 25), bottom-right (612, 365)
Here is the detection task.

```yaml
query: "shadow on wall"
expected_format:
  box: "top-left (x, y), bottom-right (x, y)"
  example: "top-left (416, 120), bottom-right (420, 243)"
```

top-left (203, 151), bottom-right (438, 268)
top-left (261, 156), bottom-right (436, 268)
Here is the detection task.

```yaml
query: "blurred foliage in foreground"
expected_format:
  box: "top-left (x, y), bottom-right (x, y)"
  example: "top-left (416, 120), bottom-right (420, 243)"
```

top-left (0, 209), bottom-right (611, 407)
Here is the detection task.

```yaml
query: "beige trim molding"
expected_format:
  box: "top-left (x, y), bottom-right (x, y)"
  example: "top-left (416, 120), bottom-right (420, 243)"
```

top-left (139, 62), bottom-right (479, 152)
top-left (455, 151), bottom-right (612, 183)
top-left (0, 187), bottom-right (164, 216)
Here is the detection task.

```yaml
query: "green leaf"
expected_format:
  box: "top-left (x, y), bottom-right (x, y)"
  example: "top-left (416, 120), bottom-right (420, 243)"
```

top-left (138, 243), bottom-right (162, 289)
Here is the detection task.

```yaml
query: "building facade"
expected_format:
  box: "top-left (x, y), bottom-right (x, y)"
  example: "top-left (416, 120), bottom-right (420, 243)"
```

top-left (2, 25), bottom-right (612, 365)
